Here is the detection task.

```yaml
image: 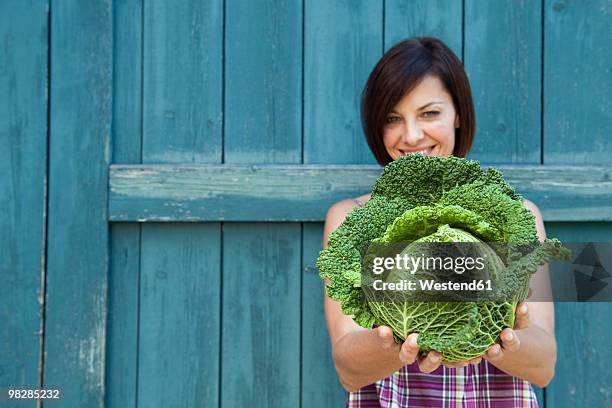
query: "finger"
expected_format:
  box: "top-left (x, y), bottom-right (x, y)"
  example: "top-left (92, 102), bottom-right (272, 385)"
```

top-left (500, 328), bottom-right (521, 352)
top-left (417, 351), bottom-right (442, 373)
top-left (399, 333), bottom-right (420, 364)
top-left (469, 356), bottom-right (482, 365)
top-left (375, 326), bottom-right (398, 351)
top-left (514, 303), bottom-right (529, 330)
top-left (483, 343), bottom-right (503, 362)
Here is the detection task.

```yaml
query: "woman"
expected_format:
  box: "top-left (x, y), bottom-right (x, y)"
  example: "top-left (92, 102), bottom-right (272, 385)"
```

top-left (322, 37), bottom-right (555, 407)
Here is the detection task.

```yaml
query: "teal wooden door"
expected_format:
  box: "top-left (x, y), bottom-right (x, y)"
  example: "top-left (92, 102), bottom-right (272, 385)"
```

top-left (2, 1), bottom-right (611, 407)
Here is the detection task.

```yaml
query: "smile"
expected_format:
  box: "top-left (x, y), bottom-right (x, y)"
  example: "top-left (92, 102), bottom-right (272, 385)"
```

top-left (400, 146), bottom-right (434, 157)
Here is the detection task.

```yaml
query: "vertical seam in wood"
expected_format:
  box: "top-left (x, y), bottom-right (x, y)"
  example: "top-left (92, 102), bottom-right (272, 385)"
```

top-left (382, 0), bottom-right (385, 52)
top-left (135, 224), bottom-right (142, 408)
top-left (540, 0), bottom-right (545, 165)
top-left (299, 1), bottom-right (305, 400)
top-left (220, 0), bottom-right (227, 386)
top-left (540, 9), bottom-right (547, 407)
top-left (38, 2), bottom-right (52, 406)
top-left (102, 3), bottom-right (114, 404)
top-left (461, 0), bottom-right (465, 63)
top-left (221, 0), bottom-right (226, 165)
top-left (299, 223), bottom-right (304, 408)
top-left (140, 0), bottom-right (145, 165)
top-left (136, 4), bottom-right (145, 407)
top-left (218, 222), bottom-right (224, 408)
top-left (300, 0), bottom-right (304, 165)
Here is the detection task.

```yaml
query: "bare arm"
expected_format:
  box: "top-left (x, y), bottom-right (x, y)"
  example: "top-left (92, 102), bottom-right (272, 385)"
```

top-left (483, 200), bottom-right (557, 387)
top-left (322, 201), bottom-right (439, 392)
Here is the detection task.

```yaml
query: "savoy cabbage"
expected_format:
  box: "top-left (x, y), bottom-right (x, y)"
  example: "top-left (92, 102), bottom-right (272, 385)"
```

top-left (316, 154), bottom-right (570, 362)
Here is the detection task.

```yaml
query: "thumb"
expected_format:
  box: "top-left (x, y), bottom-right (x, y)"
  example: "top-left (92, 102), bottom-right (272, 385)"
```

top-left (375, 325), bottom-right (396, 349)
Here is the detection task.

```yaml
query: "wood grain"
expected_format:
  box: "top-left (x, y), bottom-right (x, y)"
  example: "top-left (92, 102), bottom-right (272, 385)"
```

top-left (43, 1), bottom-right (112, 406)
top-left (109, 163), bottom-right (612, 222)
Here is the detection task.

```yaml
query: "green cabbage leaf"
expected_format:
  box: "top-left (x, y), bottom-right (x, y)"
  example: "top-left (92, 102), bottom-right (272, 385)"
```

top-left (316, 154), bottom-right (570, 362)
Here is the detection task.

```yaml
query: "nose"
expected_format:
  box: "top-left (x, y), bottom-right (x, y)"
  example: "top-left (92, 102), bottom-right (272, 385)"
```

top-left (401, 119), bottom-right (424, 145)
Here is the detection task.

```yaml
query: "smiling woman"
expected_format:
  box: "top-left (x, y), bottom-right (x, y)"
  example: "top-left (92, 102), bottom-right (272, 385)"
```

top-left (361, 37), bottom-right (475, 166)
top-left (382, 76), bottom-right (459, 159)
top-left (324, 37), bottom-right (550, 408)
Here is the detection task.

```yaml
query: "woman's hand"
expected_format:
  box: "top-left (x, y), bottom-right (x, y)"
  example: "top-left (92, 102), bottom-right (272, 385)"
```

top-left (374, 300), bottom-right (529, 374)
top-left (484, 301), bottom-right (530, 363)
top-left (376, 326), bottom-right (463, 373)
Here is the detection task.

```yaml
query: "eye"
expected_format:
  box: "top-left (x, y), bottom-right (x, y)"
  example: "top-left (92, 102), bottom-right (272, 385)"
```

top-left (385, 116), bottom-right (401, 124)
top-left (422, 111), bottom-right (440, 118)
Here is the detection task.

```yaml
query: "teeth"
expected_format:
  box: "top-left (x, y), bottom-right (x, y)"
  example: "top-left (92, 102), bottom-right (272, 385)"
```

top-left (400, 146), bottom-right (434, 156)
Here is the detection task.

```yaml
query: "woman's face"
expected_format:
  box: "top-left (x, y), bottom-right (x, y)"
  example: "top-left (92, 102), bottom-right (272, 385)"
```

top-left (383, 75), bottom-right (459, 160)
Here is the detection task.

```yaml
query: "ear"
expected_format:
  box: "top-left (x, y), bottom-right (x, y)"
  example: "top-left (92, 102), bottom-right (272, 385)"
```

top-left (454, 115), bottom-right (460, 128)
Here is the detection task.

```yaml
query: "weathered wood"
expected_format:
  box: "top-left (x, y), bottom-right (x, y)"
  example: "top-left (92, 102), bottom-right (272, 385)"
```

top-left (143, 0), bottom-right (223, 163)
top-left (302, 223), bottom-right (347, 406)
top-left (465, 0), bottom-right (542, 164)
top-left (544, 0), bottom-right (612, 401)
top-left (544, 0), bottom-right (612, 165)
top-left (225, 0), bottom-right (301, 164)
top-left (109, 164), bottom-right (612, 222)
top-left (43, 1), bottom-right (112, 406)
top-left (545, 222), bottom-right (612, 408)
top-left (304, 0), bottom-right (381, 164)
top-left (104, 1), bottom-right (142, 406)
top-left (222, 2), bottom-right (304, 406)
top-left (105, 224), bottom-right (140, 408)
top-left (137, 223), bottom-right (221, 406)
top-left (0, 0), bottom-right (48, 401)
top-left (385, 0), bottom-right (462, 56)
top-left (221, 223), bottom-right (301, 407)
top-left (136, 2), bottom-right (225, 407)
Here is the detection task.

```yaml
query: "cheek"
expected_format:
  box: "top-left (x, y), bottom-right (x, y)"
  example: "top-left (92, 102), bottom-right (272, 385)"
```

top-left (424, 122), bottom-right (455, 147)
top-left (382, 128), bottom-right (401, 147)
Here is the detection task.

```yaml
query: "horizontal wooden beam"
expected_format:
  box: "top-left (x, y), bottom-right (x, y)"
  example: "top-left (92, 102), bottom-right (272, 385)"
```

top-left (108, 164), bottom-right (612, 222)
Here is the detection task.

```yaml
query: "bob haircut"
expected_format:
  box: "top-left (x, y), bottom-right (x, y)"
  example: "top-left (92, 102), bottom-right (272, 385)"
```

top-left (361, 37), bottom-right (476, 166)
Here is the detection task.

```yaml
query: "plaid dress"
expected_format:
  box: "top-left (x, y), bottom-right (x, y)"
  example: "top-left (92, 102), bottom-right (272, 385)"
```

top-left (346, 360), bottom-right (539, 408)
top-left (349, 200), bottom-right (539, 407)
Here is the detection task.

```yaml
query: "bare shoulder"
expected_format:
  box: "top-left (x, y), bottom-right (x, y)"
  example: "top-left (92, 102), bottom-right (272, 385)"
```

top-left (355, 193), bottom-right (372, 204)
top-left (522, 199), bottom-right (547, 241)
top-left (522, 198), bottom-right (542, 218)
top-left (323, 196), bottom-right (369, 248)
top-left (323, 199), bottom-right (357, 245)
top-left (523, 199), bottom-right (540, 215)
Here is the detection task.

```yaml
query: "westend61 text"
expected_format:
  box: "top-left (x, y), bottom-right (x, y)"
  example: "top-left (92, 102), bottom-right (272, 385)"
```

top-left (372, 279), bottom-right (493, 292)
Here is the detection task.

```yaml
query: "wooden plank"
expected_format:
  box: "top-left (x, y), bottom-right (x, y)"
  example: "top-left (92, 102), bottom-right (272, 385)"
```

top-left (0, 0), bottom-right (47, 401)
top-left (109, 164), bottom-right (612, 222)
top-left (139, 1), bottom-right (224, 406)
top-left (385, 0), bottom-right (462, 56)
top-left (221, 223), bottom-right (301, 407)
top-left (545, 222), bottom-right (612, 407)
top-left (105, 1), bottom-right (142, 407)
top-left (223, 2), bottom-right (303, 405)
top-left (43, 0), bottom-right (112, 406)
top-left (543, 1), bottom-right (611, 403)
top-left (225, 0), bottom-right (302, 163)
top-left (465, 0), bottom-right (541, 164)
top-left (112, 0), bottom-right (142, 165)
top-left (137, 223), bottom-right (220, 406)
top-left (302, 223), bottom-right (347, 406)
top-left (143, 0), bottom-right (223, 163)
top-left (544, 0), bottom-right (612, 165)
top-left (105, 224), bottom-right (140, 408)
top-left (304, 0), bottom-right (382, 164)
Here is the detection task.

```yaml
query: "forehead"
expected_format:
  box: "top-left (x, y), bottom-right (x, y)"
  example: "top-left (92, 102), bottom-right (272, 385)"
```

top-left (394, 75), bottom-right (453, 109)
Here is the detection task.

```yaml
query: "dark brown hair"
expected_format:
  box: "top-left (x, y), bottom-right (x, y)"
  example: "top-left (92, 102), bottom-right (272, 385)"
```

top-left (361, 37), bottom-right (476, 166)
